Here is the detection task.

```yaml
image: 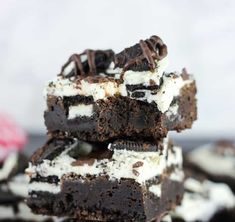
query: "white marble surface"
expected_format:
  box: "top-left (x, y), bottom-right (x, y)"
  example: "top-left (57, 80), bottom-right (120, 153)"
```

top-left (0, 0), bottom-right (235, 137)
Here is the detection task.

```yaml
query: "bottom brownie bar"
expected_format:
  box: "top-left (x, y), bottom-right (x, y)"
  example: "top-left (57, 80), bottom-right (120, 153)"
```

top-left (27, 137), bottom-right (184, 222)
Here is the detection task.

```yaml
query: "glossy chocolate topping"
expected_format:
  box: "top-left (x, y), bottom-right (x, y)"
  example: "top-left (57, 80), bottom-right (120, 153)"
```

top-left (114, 35), bottom-right (167, 72)
top-left (60, 49), bottom-right (114, 77)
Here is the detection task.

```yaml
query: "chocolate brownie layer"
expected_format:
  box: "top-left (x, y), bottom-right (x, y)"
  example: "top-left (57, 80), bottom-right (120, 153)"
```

top-left (44, 77), bottom-right (196, 142)
top-left (171, 168), bottom-right (235, 222)
top-left (27, 138), bottom-right (184, 221)
top-left (185, 140), bottom-right (235, 193)
top-left (28, 176), bottom-right (183, 222)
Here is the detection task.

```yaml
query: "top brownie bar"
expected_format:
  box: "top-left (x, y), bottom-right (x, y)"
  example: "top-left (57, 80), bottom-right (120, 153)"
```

top-left (44, 35), bottom-right (197, 142)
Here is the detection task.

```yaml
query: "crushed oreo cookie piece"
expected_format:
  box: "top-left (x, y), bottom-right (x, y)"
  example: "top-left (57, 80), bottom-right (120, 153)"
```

top-left (31, 138), bottom-right (75, 164)
top-left (60, 49), bottom-right (114, 77)
top-left (132, 169), bottom-right (140, 176)
top-left (126, 84), bottom-right (160, 92)
top-left (133, 161), bottom-right (144, 168)
top-left (71, 158), bottom-right (95, 166)
top-left (131, 91), bottom-right (146, 98)
top-left (114, 35), bottom-right (167, 72)
top-left (108, 139), bottom-right (162, 152)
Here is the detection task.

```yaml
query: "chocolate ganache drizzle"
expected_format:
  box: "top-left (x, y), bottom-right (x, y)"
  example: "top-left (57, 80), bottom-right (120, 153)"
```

top-left (114, 35), bottom-right (168, 72)
top-left (60, 49), bottom-right (114, 77)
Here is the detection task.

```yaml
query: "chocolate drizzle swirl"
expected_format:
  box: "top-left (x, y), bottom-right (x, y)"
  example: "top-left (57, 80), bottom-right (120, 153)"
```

top-left (60, 49), bottom-right (114, 78)
top-left (114, 35), bottom-right (167, 73)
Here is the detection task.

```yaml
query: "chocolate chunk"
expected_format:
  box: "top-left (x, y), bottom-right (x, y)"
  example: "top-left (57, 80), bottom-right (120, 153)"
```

top-left (114, 35), bottom-right (167, 72)
top-left (133, 161), bottom-right (144, 168)
top-left (71, 158), bottom-right (95, 166)
top-left (60, 49), bottom-right (114, 78)
top-left (132, 169), bottom-right (140, 176)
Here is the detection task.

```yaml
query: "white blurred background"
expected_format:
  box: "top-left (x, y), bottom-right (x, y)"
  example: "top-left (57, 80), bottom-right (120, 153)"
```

top-left (0, 0), bottom-right (235, 138)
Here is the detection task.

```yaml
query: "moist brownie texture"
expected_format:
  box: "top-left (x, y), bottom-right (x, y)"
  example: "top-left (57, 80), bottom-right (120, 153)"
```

top-left (170, 168), bottom-right (235, 222)
top-left (0, 152), bottom-right (51, 222)
top-left (185, 140), bottom-right (235, 193)
top-left (44, 36), bottom-right (197, 142)
top-left (26, 137), bottom-right (184, 221)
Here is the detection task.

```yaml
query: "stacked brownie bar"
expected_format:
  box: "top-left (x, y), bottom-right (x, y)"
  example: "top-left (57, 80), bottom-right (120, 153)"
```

top-left (26, 35), bottom-right (197, 221)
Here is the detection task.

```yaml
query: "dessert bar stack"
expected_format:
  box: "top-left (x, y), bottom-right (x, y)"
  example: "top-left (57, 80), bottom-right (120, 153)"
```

top-left (26, 35), bottom-right (197, 221)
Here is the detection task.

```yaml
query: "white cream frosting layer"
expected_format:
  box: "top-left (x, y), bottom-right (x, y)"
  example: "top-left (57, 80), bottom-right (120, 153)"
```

top-left (172, 178), bottom-right (235, 221)
top-left (188, 143), bottom-right (235, 179)
top-left (46, 73), bottom-right (192, 114)
top-left (121, 56), bottom-right (169, 86)
top-left (27, 138), bottom-right (183, 194)
top-left (45, 78), bottom-right (119, 101)
top-left (45, 55), bottom-right (193, 113)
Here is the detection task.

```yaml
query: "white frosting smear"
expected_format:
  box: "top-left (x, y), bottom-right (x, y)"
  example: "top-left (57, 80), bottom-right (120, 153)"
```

top-left (173, 178), bottom-right (235, 221)
top-left (27, 138), bottom-right (183, 194)
top-left (45, 78), bottom-right (119, 101)
top-left (188, 143), bottom-right (235, 179)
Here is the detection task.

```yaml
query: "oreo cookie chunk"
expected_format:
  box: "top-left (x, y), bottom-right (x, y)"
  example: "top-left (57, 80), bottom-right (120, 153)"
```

top-left (108, 139), bottom-right (164, 152)
top-left (114, 35), bottom-right (167, 72)
top-left (0, 152), bottom-right (51, 222)
top-left (59, 49), bottom-right (115, 78)
top-left (44, 69), bottom-right (197, 142)
top-left (185, 140), bottom-right (235, 193)
top-left (27, 137), bottom-right (184, 221)
top-left (171, 168), bottom-right (235, 222)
